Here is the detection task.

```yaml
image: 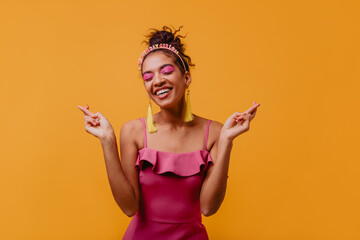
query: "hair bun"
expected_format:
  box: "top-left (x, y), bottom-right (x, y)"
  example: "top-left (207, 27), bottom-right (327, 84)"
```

top-left (149, 30), bottom-right (174, 45)
top-left (142, 26), bottom-right (195, 73)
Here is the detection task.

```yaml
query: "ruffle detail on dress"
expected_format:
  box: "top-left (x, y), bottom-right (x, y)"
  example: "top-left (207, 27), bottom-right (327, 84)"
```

top-left (136, 148), bottom-right (214, 177)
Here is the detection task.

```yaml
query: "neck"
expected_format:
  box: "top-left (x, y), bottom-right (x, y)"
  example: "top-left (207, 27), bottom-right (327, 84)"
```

top-left (154, 96), bottom-right (189, 128)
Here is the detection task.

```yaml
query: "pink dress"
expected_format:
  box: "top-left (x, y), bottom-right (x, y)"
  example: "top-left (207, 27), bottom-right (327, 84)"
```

top-left (122, 118), bottom-right (213, 240)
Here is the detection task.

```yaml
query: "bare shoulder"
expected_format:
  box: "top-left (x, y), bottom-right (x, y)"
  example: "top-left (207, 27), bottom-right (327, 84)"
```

top-left (209, 120), bottom-right (223, 132)
top-left (208, 120), bottom-right (223, 145)
top-left (194, 115), bottom-right (223, 151)
top-left (120, 118), bottom-right (143, 150)
top-left (121, 118), bottom-right (142, 133)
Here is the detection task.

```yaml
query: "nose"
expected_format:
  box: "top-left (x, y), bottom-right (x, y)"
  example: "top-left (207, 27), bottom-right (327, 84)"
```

top-left (153, 73), bottom-right (166, 86)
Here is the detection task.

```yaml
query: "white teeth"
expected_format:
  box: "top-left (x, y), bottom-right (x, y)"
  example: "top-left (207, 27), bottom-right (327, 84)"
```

top-left (156, 88), bottom-right (171, 96)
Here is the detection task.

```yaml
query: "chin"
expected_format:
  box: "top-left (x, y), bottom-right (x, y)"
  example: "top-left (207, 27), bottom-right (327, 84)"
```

top-left (155, 101), bottom-right (176, 109)
top-left (153, 98), bottom-right (181, 109)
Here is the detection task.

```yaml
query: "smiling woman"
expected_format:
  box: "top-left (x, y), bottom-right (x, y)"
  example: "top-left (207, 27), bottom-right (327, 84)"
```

top-left (78, 25), bottom-right (260, 240)
top-left (142, 52), bottom-right (190, 112)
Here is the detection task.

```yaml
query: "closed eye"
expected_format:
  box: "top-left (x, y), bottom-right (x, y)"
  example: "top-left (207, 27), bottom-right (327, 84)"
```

top-left (160, 65), bottom-right (175, 75)
top-left (143, 73), bottom-right (153, 81)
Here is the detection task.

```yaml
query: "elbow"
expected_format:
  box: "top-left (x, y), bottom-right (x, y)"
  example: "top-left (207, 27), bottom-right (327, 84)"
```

top-left (122, 206), bottom-right (138, 217)
top-left (201, 207), bottom-right (219, 217)
top-left (119, 202), bottom-right (139, 218)
top-left (124, 210), bottom-right (137, 218)
top-left (200, 196), bottom-right (224, 217)
top-left (113, 194), bottom-right (139, 217)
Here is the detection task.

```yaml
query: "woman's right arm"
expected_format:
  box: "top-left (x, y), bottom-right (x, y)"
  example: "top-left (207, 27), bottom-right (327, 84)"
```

top-left (100, 121), bottom-right (140, 217)
top-left (78, 105), bottom-right (140, 217)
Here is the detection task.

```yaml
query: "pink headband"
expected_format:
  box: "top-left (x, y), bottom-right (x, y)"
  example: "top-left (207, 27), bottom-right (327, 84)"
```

top-left (137, 43), bottom-right (187, 72)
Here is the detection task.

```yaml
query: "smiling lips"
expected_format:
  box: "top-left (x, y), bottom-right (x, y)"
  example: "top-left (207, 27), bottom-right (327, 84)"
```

top-left (155, 87), bottom-right (173, 99)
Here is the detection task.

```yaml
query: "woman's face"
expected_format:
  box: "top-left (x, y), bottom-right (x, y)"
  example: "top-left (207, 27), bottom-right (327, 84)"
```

top-left (141, 51), bottom-right (191, 109)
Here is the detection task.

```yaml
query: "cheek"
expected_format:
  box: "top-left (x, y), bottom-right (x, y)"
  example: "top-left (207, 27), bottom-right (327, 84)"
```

top-left (144, 82), bottom-right (153, 95)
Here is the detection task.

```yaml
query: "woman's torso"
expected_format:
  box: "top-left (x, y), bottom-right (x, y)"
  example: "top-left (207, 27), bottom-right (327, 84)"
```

top-left (122, 117), bottom-right (213, 240)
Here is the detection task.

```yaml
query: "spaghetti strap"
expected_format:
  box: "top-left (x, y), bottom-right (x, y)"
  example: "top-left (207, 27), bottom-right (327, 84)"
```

top-left (203, 120), bottom-right (211, 151)
top-left (140, 117), bottom-right (147, 148)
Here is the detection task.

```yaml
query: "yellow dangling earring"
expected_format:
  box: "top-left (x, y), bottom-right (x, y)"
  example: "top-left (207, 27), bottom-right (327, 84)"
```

top-left (147, 100), bottom-right (157, 133)
top-left (184, 89), bottom-right (194, 122)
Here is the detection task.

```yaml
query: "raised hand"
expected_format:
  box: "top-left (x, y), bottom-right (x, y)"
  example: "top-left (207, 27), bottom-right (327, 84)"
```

top-left (221, 101), bottom-right (260, 141)
top-left (77, 105), bottom-right (114, 139)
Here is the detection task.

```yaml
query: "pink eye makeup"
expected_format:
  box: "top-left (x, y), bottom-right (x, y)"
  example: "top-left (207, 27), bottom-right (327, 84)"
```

top-left (143, 73), bottom-right (154, 81)
top-left (142, 65), bottom-right (175, 81)
top-left (160, 65), bottom-right (175, 74)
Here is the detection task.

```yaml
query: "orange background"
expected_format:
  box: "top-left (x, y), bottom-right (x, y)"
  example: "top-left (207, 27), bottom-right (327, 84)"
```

top-left (1, 0), bottom-right (359, 239)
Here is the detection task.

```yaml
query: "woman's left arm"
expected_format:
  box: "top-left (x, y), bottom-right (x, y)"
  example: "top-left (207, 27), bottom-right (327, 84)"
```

top-left (200, 101), bottom-right (260, 216)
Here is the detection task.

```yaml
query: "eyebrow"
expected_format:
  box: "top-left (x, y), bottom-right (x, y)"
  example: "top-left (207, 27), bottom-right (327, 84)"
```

top-left (142, 64), bottom-right (174, 75)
